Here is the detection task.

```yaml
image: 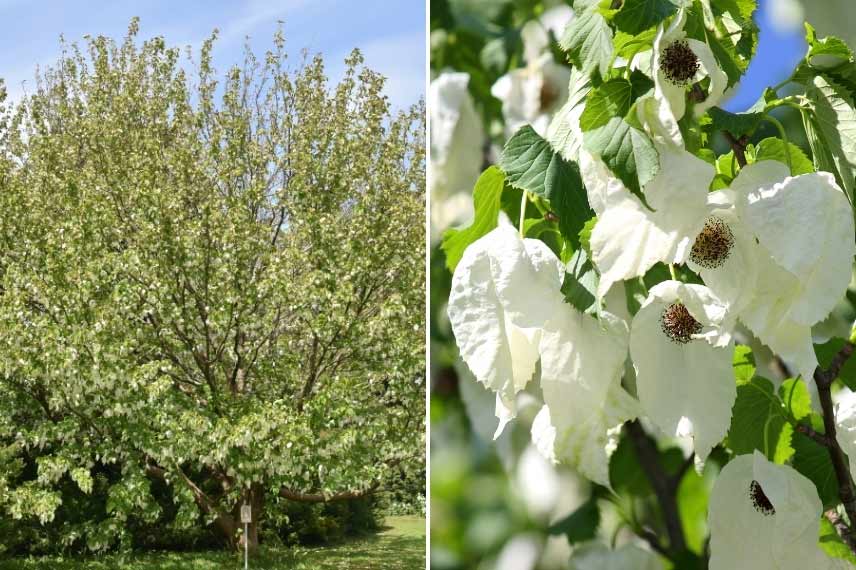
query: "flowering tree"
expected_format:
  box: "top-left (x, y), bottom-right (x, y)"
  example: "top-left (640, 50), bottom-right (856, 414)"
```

top-left (440, 1), bottom-right (856, 567)
top-left (0, 21), bottom-right (425, 555)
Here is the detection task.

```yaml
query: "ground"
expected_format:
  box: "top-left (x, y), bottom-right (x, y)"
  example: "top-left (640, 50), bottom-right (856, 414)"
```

top-left (0, 516), bottom-right (426, 570)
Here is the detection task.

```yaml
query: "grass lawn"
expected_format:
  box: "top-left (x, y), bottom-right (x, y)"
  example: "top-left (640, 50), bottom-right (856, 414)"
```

top-left (0, 516), bottom-right (426, 570)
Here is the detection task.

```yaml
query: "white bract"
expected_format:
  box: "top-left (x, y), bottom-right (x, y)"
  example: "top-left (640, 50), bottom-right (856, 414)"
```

top-left (569, 543), bottom-right (663, 570)
top-left (709, 451), bottom-right (838, 569)
top-left (650, 9), bottom-right (727, 122)
top-left (742, 170), bottom-right (856, 384)
top-left (491, 6), bottom-right (573, 138)
top-left (835, 389), bottom-right (856, 478)
top-left (429, 72), bottom-right (484, 236)
top-left (630, 280), bottom-right (735, 462)
top-left (533, 310), bottom-right (639, 486)
top-left (581, 146), bottom-right (714, 297)
top-left (447, 215), bottom-right (565, 436)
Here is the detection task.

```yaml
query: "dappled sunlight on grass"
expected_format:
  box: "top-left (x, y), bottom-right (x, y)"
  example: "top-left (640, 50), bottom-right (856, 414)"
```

top-left (0, 517), bottom-right (426, 570)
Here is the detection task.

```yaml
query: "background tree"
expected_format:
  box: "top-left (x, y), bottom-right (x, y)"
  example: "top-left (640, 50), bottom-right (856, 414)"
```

top-left (0, 19), bottom-right (425, 555)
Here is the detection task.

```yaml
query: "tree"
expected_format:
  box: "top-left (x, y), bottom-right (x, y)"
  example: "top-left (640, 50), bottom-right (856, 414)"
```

top-left (0, 19), bottom-right (425, 555)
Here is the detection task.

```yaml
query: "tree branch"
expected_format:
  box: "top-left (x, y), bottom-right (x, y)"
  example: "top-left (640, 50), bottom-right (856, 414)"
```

top-left (626, 420), bottom-right (687, 557)
top-left (813, 341), bottom-right (856, 554)
top-left (723, 132), bottom-right (748, 168)
top-left (826, 509), bottom-right (856, 554)
top-left (279, 483), bottom-right (379, 503)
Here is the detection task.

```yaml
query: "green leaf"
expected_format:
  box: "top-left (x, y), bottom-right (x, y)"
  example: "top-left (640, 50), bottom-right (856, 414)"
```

top-left (613, 0), bottom-right (678, 35)
top-left (580, 79), bottom-right (634, 131)
top-left (583, 115), bottom-right (659, 197)
top-left (441, 166), bottom-right (506, 271)
top-left (707, 106), bottom-right (765, 139)
top-left (613, 28), bottom-right (657, 60)
top-left (804, 23), bottom-right (853, 68)
top-left (779, 378), bottom-right (811, 421)
top-left (561, 248), bottom-right (598, 314)
top-left (792, 415), bottom-right (841, 509)
top-left (560, 8), bottom-right (613, 77)
top-left (578, 216), bottom-right (596, 258)
top-left (732, 345), bottom-right (756, 385)
top-left (726, 376), bottom-right (794, 463)
top-left (548, 69), bottom-right (592, 163)
top-left (754, 137), bottom-right (814, 175)
top-left (548, 497), bottom-right (600, 544)
top-left (803, 75), bottom-right (856, 200)
top-left (500, 126), bottom-right (592, 249)
top-left (819, 516), bottom-right (856, 565)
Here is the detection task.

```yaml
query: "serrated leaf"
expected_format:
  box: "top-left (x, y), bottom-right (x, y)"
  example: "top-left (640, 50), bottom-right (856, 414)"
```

top-left (792, 415), bottom-right (841, 509)
top-left (561, 248), bottom-right (598, 314)
top-left (583, 115), bottom-right (659, 197)
top-left (547, 68), bottom-right (592, 163)
top-left (804, 22), bottom-right (853, 68)
top-left (613, 0), bottom-right (678, 35)
top-left (580, 79), bottom-right (634, 131)
top-left (707, 106), bottom-right (765, 139)
top-left (548, 497), bottom-right (600, 544)
top-left (804, 74), bottom-right (856, 201)
top-left (613, 28), bottom-right (657, 60)
top-left (560, 9), bottom-right (613, 78)
top-left (732, 345), bottom-right (755, 385)
top-left (441, 166), bottom-right (506, 271)
top-left (500, 126), bottom-right (592, 249)
top-left (754, 137), bottom-right (814, 175)
top-left (726, 376), bottom-right (794, 463)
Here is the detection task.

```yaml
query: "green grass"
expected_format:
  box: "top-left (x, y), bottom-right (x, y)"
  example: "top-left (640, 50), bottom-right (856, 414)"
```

top-left (0, 516), bottom-right (426, 570)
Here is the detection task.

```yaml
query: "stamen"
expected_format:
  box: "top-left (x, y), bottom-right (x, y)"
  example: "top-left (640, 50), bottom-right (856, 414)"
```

top-left (660, 40), bottom-right (700, 86)
top-left (690, 217), bottom-right (735, 269)
top-left (659, 302), bottom-right (702, 344)
top-left (749, 480), bottom-right (775, 516)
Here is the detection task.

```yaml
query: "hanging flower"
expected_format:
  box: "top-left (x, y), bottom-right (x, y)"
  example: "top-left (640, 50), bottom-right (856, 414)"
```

top-left (569, 542), bottom-right (663, 570)
top-left (709, 451), bottom-right (838, 569)
top-left (580, 146), bottom-right (714, 297)
top-left (650, 9), bottom-right (728, 122)
top-left (447, 214), bottom-right (565, 436)
top-left (532, 309), bottom-right (639, 486)
top-left (491, 6), bottom-right (573, 138)
top-left (686, 159), bottom-right (855, 387)
top-left (429, 71), bottom-right (485, 238)
top-left (630, 280), bottom-right (735, 462)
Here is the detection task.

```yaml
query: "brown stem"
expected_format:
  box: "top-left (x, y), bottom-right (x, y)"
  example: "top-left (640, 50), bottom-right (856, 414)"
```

top-left (723, 132), bottom-right (748, 168)
top-left (827, 510), bottom-right (856, 554)
top-left (626, 420), bottom-right (687, 557)
top-left (279, 483), bottom-right (379, 503)
top-left (814, 342), bottom-right (856, 554)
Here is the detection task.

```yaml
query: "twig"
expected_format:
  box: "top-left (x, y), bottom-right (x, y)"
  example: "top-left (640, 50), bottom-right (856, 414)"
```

top-left (826, 509), bottom-right (856, 554)
top-left (795, 422), bottom-right (830, 447)
top-left (723, 132), bottom-right (748, 168)
top-left (814, 341), bottom-right (856, 555)
top-left (626, 420), bottom-right (687, 557)
top-left (637, 526), bottom-right (670, 558)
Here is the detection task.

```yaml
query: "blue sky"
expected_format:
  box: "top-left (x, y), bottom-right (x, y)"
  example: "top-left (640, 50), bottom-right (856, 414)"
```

top-left (0, 0), bottom-right (425, 109)
top-left (723, 0), bottom-right (805, 112)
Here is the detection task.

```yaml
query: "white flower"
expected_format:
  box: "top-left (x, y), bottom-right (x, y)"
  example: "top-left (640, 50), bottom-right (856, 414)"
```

top-left (709, 451), bottom-right (838, 570)
top-left (533, 309), bottom-right (638, 486)
top-left (677, 160), bottom-right (854, 393)
top-left (650, 9), bottom-right (727, 122)
top-left (581, 147), bottom-right (714, 297)
top-left (447, 214), bottom-right (565, 436)
top-left (834, 389), bottom-right (856, 478)
top-left (491, 7), bottom-right (573, 138)
top-left (569, 542), bottom-right (663, 570)
top-left (630, 280), bottom-right (735, 462)
top-left (429, 72), bottom-right (484, 236)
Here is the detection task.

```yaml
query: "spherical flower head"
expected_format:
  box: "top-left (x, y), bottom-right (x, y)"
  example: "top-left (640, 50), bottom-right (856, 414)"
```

top-left (689, 216), bottom-right (735, 270)
top-left (709, 451), bottom-right (839, 569)
top-left (630, 281), bottom-right (735, 463)
top-left (651, 9), bottom-right (727, 122)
